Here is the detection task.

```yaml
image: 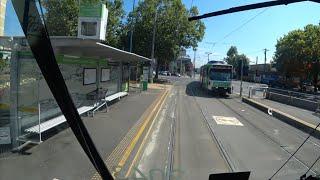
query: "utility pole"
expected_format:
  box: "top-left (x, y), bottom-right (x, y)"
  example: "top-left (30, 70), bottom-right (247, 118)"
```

top-left (180, 51), bottom-right (183, 75)
top-left (193, 49), bottom-right (196, 78)
top-left (256, 56), bottom-right (258, 65)
top-left (151, 4), bottom-right (158, 81)
top-left (129, 0), bottom-right (136, 53)
top-left (151, 9), bottom-right (157, 61)
top-left (263, 48), bottom-right (269, 73)
top-left (206, 52), bottom-right (212, 63)
top-left (240, 58), bottom-right (244, 97)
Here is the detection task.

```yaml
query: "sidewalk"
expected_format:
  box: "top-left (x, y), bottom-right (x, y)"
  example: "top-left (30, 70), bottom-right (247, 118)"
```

top-left (0, 87), bottom-right (165, 180)
top-left (253, 98), bottom-right (320, 127)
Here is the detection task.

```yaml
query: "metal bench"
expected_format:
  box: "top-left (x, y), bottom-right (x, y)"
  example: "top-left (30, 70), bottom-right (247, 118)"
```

top-left (92, 92), bottom-right (128, 116)
top-left (25, 105), bottom-right (95, 134)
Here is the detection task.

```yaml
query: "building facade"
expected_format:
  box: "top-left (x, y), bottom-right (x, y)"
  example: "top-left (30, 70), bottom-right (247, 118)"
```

top-left (0, 0), bottom-right (7, 36)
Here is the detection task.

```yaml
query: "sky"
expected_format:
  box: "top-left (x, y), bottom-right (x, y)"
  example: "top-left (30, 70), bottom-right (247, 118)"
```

top-left (4, 0), bottom-right (320, 68)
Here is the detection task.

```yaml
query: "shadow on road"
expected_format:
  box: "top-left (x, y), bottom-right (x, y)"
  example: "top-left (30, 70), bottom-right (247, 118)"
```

top-left (185, 81), bottom-right (231, 99)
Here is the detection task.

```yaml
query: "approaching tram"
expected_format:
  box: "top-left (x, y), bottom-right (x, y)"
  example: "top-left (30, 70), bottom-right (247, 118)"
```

top-left (200, 61), bottom-right (233, 95)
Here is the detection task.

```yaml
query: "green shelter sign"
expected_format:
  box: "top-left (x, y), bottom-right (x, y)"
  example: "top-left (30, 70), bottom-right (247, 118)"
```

top-left (79, 1), bottom-right (105, 18)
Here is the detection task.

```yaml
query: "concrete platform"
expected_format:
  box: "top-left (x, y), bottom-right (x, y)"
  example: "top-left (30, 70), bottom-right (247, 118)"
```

top-left (0, 88), bottom-right (163, 180)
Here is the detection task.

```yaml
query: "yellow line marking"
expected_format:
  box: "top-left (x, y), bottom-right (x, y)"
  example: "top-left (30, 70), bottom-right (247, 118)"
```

top-left (90, 88), bottom-right (169, 180)
top-left (125, 88), bottom-right (170, 178)
top-left (114, 90), bottom-right (169, 175)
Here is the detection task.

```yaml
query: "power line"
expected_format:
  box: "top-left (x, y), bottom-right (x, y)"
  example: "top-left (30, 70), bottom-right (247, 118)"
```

top-left (269, 121), bottom-right (320, 179)
top-left (217, 8), bottom-right (269, 44)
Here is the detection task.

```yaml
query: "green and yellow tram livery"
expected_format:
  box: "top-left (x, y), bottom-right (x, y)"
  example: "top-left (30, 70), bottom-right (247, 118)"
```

top-left (200, 61), bottom-right (233, 95)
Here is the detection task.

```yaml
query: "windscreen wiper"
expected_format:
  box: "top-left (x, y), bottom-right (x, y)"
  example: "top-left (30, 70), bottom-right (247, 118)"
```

top-left (11, 0), bottom-right (113, 179)
top-left (188, 0), bottom-right (320, 21)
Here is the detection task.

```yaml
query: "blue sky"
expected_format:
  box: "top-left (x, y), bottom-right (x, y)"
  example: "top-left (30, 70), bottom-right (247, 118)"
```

top-left (5, 0), bottom-right (320, 67)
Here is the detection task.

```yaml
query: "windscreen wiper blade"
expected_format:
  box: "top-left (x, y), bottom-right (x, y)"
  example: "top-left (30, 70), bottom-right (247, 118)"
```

top-left (188, 0), bottom-right (320, 21)
top-left (11, 0), bottom-right (113, 179)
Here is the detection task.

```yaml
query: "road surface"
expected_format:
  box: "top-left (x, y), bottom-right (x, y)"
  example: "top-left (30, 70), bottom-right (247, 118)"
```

top-left (130, 76), bottom-right (320, 180)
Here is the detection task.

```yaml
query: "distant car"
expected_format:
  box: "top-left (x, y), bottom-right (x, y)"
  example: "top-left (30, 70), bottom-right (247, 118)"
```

top-left (300, 80), bottom-right (315, 92)
top-left (159, 71), bottom-right (167, 76)
top-left (173, 72), bottom-right (181, 77)
top-left (167, 72), bottom-right (171, 76)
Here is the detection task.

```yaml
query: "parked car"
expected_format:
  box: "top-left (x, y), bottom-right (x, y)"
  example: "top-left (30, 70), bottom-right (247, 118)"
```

top-left (300, 80), bottom-right (316, 92)
top-left (159, 71), bottom-right (167, 76)
top-left (173, 72), bottom-right (181, 77)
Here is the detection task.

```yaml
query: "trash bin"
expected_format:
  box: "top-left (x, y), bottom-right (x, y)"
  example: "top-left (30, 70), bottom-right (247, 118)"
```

top-left (142, 81), bottom-right (148, 91)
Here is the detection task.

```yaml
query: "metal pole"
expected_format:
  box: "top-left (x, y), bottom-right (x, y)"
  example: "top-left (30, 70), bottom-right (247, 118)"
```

top-left (240, 58), bottom-right (244, 97)
top-left (180, 54), bottom-right (183, 74)
top-left (193, 49), bottom-right (196, 78)
top-left (38, 103), bottom-right (41, 142)
top-left (129, 0), bottom-right (136, 52)
top-left (151, 8), bottom-right (157, 60)
top-left (38, 77), bottom-right (41, 142)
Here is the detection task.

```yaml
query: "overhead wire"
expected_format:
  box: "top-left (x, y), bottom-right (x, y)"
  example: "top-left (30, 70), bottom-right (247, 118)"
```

top-left (269, 122), bottom-right (320, 179)
top-left (217, 7), bottom-right (269, 44)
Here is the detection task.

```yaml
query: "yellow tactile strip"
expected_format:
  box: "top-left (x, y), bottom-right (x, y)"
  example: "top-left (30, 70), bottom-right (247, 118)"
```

top-left (91, 88), bottom-right (169, 179)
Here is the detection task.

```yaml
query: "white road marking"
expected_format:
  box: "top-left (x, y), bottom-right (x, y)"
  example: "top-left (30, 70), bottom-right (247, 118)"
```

top-left (213, 116), bottom-right (244, 126)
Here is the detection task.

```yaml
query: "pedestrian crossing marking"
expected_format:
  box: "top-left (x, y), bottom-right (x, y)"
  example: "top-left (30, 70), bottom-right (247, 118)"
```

top-left (213, 116), bottom-right (243, 126)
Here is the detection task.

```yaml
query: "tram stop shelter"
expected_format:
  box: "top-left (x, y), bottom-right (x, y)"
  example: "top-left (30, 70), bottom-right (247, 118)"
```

top-left (0, 36), bottom-right (151, 150)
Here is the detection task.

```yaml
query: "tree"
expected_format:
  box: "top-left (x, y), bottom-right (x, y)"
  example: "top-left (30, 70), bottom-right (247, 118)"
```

top-left (224, 46), bottom-right (238, 67)
top-left (224, 46), bottom-right (249, 77)
top-left (105, 0), bottom-right (125, 48)
top-left (42, 0), bottom-right (125, 47)
top-left (273, 24), bottom-right (320, 91)
top-left (236, 54), bottom-right (250, 77)
top-left (126, 0), bottom-right (205, 78)
top-left (43, 0), bottom-right (79, 36)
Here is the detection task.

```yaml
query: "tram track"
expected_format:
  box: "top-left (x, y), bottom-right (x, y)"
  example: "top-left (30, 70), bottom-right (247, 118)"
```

top-left (188, 85), bottom-right (234, 172)
top-left (216, 97), bottom-right (319, 176)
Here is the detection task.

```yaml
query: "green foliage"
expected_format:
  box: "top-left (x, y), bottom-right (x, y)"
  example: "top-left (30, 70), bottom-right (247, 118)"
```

top-left (273, 24), bottom-right (320, 79)
top-left (224, 46), bottom-right (249, 76)
top-left (104, 0), bottom-right (125, 48)
top-left (125, 0), bottom-right (205, 73)
top-left (0, 53), bottom-right (7, 71)
top-left (43, 0), bottom-right (79, 36)
top-left (225, 46), bottom-right (238, 67)
top-left (42, 0), bottom-right (125, 47)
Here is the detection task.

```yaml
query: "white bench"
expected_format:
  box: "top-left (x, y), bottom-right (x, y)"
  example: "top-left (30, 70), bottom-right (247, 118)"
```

top-left (92, 92), bottom-right (128, 116)
top-left (25, 105), bottom-right (95, 134)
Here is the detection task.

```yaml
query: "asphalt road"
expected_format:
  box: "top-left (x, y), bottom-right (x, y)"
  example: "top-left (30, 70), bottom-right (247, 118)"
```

top-left (132, 76), bottom-right (320, 180)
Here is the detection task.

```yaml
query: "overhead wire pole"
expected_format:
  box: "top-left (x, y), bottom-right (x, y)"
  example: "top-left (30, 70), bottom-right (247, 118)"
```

top-left (206, 52), bottom-right (212, 63)
top-left (193, 49), bottom-right (196, 78)
top-left (151, 3), bottom-right (158, 80)
top-left (129, 0), bottom-right (136, 53)
top-left (264, 48), bottom-right (269, 73)
top-left (240, 58), bottom-right (244, 97)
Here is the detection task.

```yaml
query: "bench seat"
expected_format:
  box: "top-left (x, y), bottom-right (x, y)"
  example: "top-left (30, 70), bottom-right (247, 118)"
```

top-left (25, 105), bottom-right (95, 134)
